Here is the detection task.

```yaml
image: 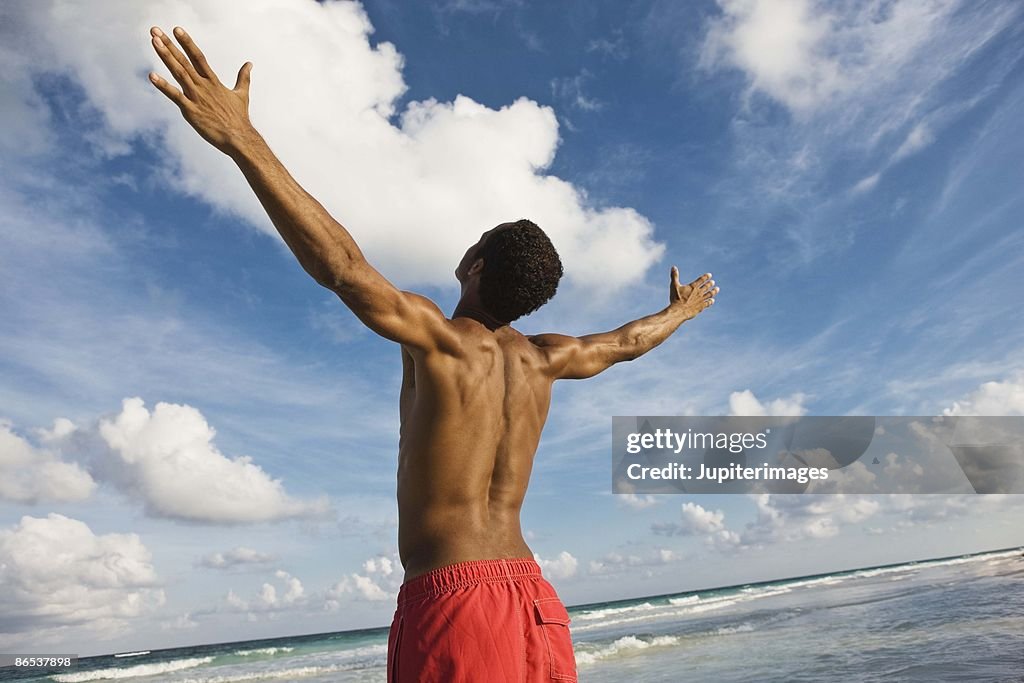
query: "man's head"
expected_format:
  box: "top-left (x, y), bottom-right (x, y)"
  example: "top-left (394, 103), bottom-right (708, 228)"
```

top-left (455, 219), bottom-right (563, 323)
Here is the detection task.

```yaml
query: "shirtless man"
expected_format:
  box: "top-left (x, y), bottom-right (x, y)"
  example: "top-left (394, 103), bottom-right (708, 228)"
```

top-left (148, 26), bottom-right (718, 682)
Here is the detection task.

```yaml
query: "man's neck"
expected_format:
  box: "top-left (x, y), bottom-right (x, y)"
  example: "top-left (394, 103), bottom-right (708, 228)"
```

top-left (452, 302), bottom-right (507, 331)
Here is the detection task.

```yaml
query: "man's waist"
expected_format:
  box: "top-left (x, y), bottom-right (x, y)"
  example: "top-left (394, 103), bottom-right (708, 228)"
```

top-left (397, 556), bottom-right (541, 605)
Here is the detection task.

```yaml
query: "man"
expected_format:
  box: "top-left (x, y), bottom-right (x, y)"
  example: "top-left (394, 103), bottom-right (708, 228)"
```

top-left (148, 26), bottom-right (718, 682)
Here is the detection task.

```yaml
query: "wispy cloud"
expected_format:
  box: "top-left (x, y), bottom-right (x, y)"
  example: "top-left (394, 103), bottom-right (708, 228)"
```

top-left (551, 69), bottom-right (604, 112)
top-left (694, 0), bottom-right (1021, 259)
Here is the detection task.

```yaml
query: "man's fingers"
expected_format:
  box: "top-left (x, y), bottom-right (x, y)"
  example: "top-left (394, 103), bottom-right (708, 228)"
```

top-left (151, 37), bottom-right (195, 94)
top-left (172, 26), bottom-right (218, 82)
top-left (148, 72), bottom-right (188, 108)
top-left (234, 61), bottom-right (253, 94)
top-left (671, 266), bottom-right (681, 289)
top-left (151, 27), bottom-right (199, 90)
top-left (689, 272), bottom-right (712, 287)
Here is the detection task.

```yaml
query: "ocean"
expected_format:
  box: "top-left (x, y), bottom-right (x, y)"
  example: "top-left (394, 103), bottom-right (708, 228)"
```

top-left (3, 547), bottom-right (1021, 682)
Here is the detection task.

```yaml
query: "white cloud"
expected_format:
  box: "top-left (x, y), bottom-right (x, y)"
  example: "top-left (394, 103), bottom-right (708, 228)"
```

top-left (5, 0), bottom-right (663, 292)
top-left (362, 556), bottom-right (395, 576)
top-left (616, 493), bottom-right (661, 509)
top-left (199, 546), bottom-right (276, 570)
top-left (679, 501), bottom-right (725, 534)
top-left (0, 419), bottom-right (95, 504)
top-left (943, 373), bottom-right (1024, 416)
top-left (851, 121), bottom-right (936, 193)
top-left (224, 569), bottom-right (306, 614)
top-left (0, 514), bottom-right (164, 639)
top-left (851, 172), bottom-right (880, 195)
top-left (728, 389), bottom-right (808, 416)
top-left (328, 573), bottom-right (390, 602)
top-left (274, 570), bottom-right (305, 604)
top-left (651, 501), bottom-right (740, 549)
top-left (99, 397), bottom-right (330, 524)
top-left (701, 0), bottom-right (839, 114)
top-left (326, 552), bottom-right (401, 606)
top-left (534, 550), bottom-right (579, 580)
top-left (741, 494), bottom-right (880, 547)
top-left (700, 0), bottom-right (966, 116)
top-left (892, 123), bottom-right (935, 162)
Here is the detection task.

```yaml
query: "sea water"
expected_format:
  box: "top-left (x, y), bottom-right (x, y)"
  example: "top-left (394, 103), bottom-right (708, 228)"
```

top-left (3, 548), bottom-right (1021, 682)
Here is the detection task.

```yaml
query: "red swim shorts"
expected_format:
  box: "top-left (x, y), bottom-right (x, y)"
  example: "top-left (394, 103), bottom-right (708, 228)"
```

top-left (387, 558), bottom-right (578, 682)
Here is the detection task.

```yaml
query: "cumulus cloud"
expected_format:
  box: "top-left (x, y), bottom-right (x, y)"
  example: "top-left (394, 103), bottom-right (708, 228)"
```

top-left (0, 419), bottom-right (95, 504)
top-left (99, 397), bottom-right (330, 524)
top-left (652, 495), bottom-right (886, 553)
top-left (534, 550), bottom-right (579, 580)
top-left (198, 546), bottom-right (276, 570)
top-left (326, 553), bottom-right (400, 605)
top-left (0, 514), bottom-right (164, 637)
top-left (225, 569), bottom-right (306, 614)
top-left (5, 0), bottom-right (663, 292)
top-left (943, 373), bottom-right (1024, 416)
top-left (652, 502), bottom-right (740, 549)
top-left (741, 493), bottom-right (879, 547)
top-left (728, 389), bottom-right (808, 416)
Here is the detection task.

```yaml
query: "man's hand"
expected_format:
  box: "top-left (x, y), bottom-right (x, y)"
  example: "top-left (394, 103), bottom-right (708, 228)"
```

top-left (669, 267), bottom-right (718, 319)
top-left (148, 26), bottom-right (255, 155)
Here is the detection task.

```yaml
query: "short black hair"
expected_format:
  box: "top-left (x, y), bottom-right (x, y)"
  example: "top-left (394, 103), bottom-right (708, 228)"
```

top-left (477, 219), bottom-right (563, 322)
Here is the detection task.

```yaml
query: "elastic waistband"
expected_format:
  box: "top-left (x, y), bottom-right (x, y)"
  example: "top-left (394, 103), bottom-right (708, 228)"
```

top-left (397, 558), bottom-right (541, 607)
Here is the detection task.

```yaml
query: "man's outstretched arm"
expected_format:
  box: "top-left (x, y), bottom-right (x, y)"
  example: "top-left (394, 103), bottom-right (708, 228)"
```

top-left (530, 268), bottom-right (717, 380)
top-left (147, 26), bottom-right (456, 352)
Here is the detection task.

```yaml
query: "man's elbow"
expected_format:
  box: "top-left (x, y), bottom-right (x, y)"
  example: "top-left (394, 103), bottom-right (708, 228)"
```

top-left (317, 257), bottom-right (368, 294)
top-left (618, 332), bottom-right (648, 363)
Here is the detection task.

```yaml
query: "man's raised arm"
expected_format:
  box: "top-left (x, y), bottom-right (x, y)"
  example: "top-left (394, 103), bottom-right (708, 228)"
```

top-left (529, 268), bottom-right (718, 380)
top-left (147, 26), bottom-right (456, 352)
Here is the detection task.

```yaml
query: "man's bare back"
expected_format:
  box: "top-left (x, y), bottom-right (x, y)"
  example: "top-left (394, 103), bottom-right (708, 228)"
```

top-left (397, 321), bottom-right (553, 579)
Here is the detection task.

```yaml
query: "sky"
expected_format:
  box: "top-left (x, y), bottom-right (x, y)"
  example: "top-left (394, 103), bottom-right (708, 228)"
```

top-left (1, 0), bottom-right (1022, 658)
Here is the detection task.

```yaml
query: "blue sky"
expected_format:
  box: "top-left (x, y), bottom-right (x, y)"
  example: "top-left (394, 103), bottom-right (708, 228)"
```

top-left (0, 0), bottom-right (1022, 657)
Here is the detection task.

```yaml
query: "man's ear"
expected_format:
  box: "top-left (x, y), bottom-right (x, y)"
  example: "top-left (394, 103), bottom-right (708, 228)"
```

top-left (468, 258), bottom-right (485, 276)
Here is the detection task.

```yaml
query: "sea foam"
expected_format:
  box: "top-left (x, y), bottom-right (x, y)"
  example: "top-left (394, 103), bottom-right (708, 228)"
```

top-left (52, 656), bottom-right (214, 681)
top-left (576, 635), bottom-right (680, 666)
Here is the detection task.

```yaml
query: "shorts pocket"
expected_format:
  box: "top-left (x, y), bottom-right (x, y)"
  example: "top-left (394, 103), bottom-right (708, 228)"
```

top-left (534, 598), bottom-right (577, 681)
